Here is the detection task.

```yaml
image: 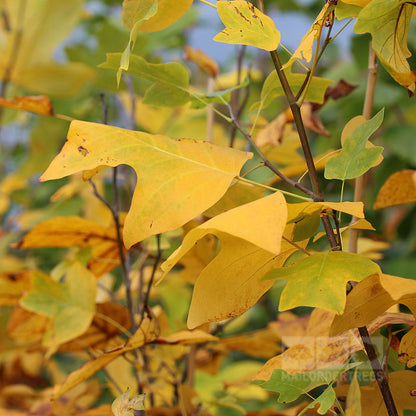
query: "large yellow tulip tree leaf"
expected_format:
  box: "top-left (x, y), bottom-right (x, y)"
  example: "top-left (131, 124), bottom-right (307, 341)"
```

top-left (0, 0), bottom-right (94, 97)
top-left (354, 0), bottom-right (416, 95)
top-left (263, 251), bottom-right (381, 314)
top-left (187, 231), bottom-right (305, 329)
top-left (159, 191), bottom-right (289, 327)
top-left (213, 0), bottom-right (280, 51)
top-left (40, 120), bottom-right (252, 248)
top-left (19, 263), bottom-right (96, 349)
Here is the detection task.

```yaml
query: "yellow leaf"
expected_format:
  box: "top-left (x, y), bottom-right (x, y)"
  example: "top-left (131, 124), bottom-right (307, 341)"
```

top-left (283, 3), bottom-right (331, 69)
top-left (187, 232), bottom-right (300, 328)
top-left (40, 121), bottom-right (252, 248)
top-left (161, 191), bottom-right (287, 279)
top-left (159, 329), bottom-right (218, 344)
top-left (374, 169), bottom-right (416, 209)
top-left (213, 0), bottom-right (280, 51)
top-left (160, 192), bottom-right (288, 328)
top-left (140, 0), bottom-right (193, 32)
top-left (346, 370), bottom-right (361, 416)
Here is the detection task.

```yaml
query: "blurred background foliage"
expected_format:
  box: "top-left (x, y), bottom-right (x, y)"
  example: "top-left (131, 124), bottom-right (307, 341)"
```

top-left (0, 0), bottom-right (416, 414)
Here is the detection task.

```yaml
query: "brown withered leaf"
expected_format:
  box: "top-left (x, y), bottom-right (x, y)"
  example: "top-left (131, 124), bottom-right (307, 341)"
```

top-left (323, 79), bottom-right (358, 102)
top-left (58, 302), bottom-right (131, 352)
top-left (374, 169), bottom-right (416, 209)
top-left (13, 216), bottom-right (124, 276)
top-left (184, 46), bottom-right (219, 78)
top-left (0, 95), bottom-right (53, 116)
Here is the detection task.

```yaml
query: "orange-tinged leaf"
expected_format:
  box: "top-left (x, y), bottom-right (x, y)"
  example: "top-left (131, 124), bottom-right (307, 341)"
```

top-left (0, 95), bottom-right (53, 116)
top-left (13, 216), bottom-right (123, 276)
top-left (40, 121), bottom-right (252, 248)
top-left (336, 371), bottom-right (416, 416)
top-left (213, 0), bottom-right (280, 51)
top-left (330, 273), bottom-right (416, 366)
top-left (184, 46), bottom-right (219, 78)
top-left (254, 311), bottom-right (412, 380)
top-left (354, 0), bottom-right (416, 94)
top-left (330, 273), bottom-right (416, 335)
top-left (264, 252), bottom-right (381, 314)
top-left (374, 169), bottom-right (416, 209)
top-left (20, 263), bottom-right (96, 349)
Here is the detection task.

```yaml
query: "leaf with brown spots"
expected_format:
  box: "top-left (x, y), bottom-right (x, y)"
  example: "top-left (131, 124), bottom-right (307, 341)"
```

top-left (214, 0), bottom-right (280, 51)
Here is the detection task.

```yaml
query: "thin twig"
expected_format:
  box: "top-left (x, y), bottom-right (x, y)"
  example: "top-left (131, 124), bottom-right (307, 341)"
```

top-left (227, 104), bottom-right (315, 198)
top-left (138, 235), bottom-right (162, 326)
top-left (358, 326), bottom-right (398, 416)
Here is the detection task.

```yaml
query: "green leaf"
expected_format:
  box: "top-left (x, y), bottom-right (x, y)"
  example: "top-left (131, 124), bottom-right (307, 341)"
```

top-left (324, 109), bottom-right (384, 180)
top-left (250, 70), bottom-right (333, 113)
top-left (354, 0), bottom-right (416, 94)
top-left (299, 386), bottom-right (336, 416)
top-left (99, 53), bottom-right (190, 107)
top-left (118, 0), bottom-right (158, 85)
top-left (213, 0), bottom-right (280, 51)
top-left (255, 363), bottom-right (360, 403)
top-left (20, 263), bottom-right (96, 348)
top-left (263, 251), bottom-right (381, 314)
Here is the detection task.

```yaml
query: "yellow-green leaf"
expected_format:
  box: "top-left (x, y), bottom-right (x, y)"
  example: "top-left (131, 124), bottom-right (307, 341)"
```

top-left (213, 0), bottom-right (280, 51)
top-left (283, 3), bottom-right (332, 69)
top-left (20, 263), bottom-right (96, 348)
top-left (263, 252), bottom-right (381, 314)
top-left (324, 109), bottom-right (384, 180)
top-left (354, 0), bottom-right (416, 94)
top-left (0, 1), bottom-right (94, 96)
top-left (40, 121), bottom-right (252, 248)
top-left (100, 53), bottom-right (190, 107)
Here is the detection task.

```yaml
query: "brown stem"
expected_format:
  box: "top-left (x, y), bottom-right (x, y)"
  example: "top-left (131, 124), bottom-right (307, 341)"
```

top-left (358, 326), bottom-right (398, 416)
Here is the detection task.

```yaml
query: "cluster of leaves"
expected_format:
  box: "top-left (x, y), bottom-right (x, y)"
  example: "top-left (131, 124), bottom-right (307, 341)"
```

top-left (1, 0), bottom-right (416, 415)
